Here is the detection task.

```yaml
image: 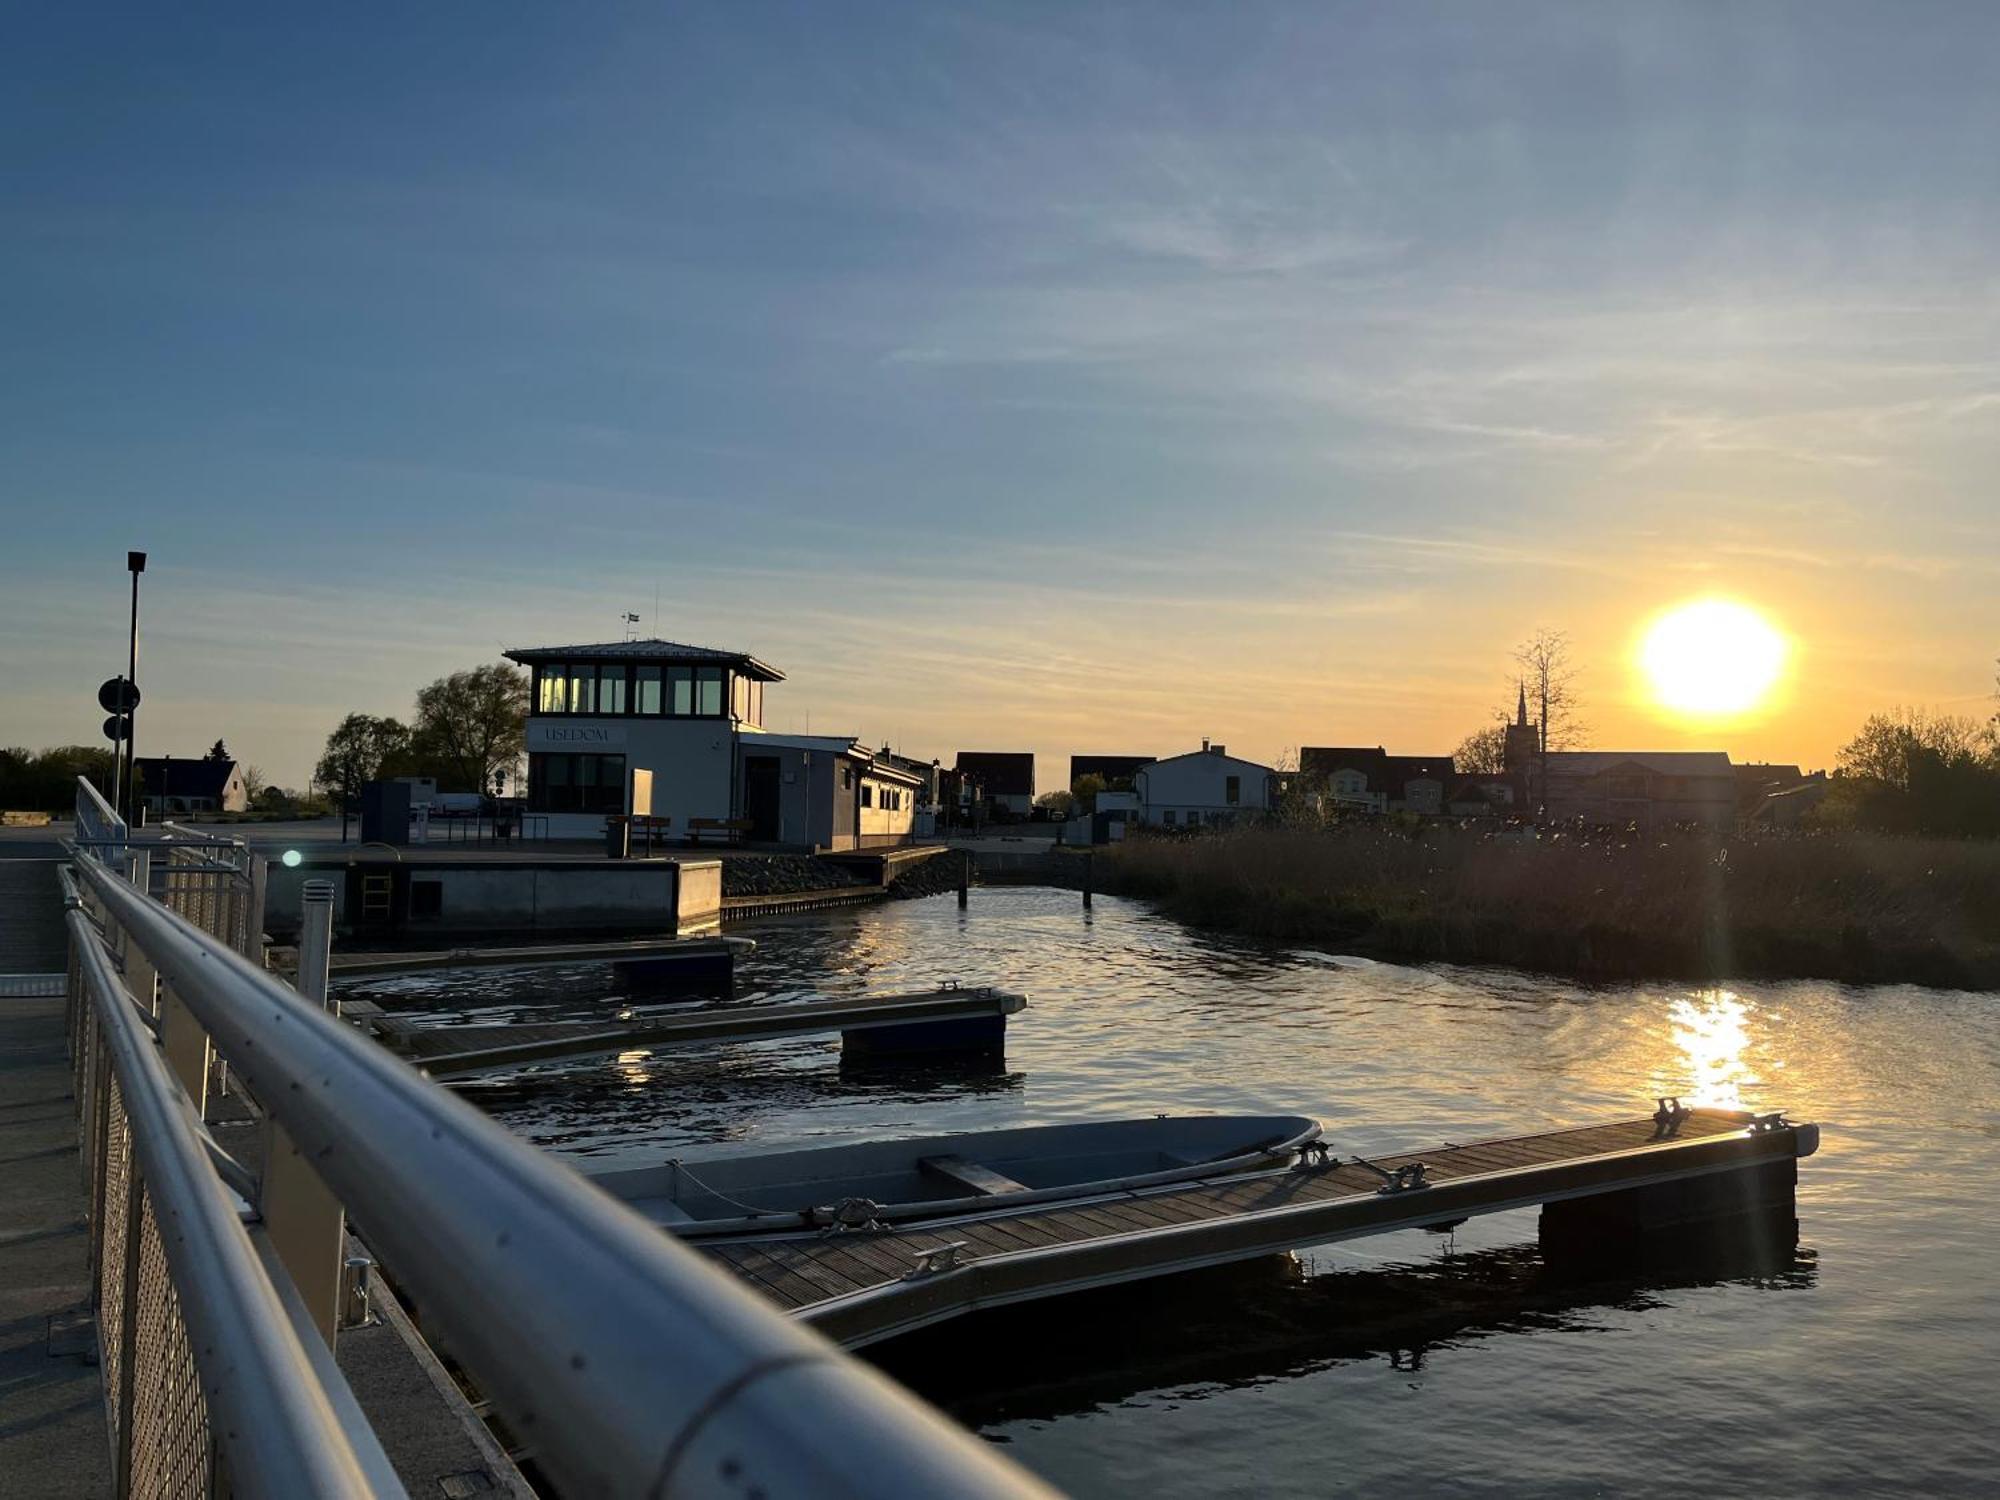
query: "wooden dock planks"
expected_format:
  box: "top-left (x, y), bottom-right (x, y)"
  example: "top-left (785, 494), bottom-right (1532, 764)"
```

top-left (689, 1108), bottom-right (1809, 1342)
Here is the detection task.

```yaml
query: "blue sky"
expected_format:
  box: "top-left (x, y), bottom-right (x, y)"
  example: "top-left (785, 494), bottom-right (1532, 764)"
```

top-left (4, 3), bottom-right (1996, 786)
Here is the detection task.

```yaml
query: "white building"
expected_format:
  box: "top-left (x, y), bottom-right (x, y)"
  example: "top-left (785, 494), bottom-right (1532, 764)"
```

top-left (503, 638), bottom-right (924, 850)
top-left (1132, 744), bottom-right (1276, 829)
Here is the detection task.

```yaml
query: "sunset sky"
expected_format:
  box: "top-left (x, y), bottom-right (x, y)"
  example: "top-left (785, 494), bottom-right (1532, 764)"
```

top-left (5, 4), bottom-right (1996, 787)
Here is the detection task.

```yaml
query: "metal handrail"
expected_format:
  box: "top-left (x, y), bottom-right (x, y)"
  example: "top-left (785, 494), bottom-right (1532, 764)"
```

top-left (72, 853), bottom-right (1053, 1500)
top-left (64, 899), bottom-right (397, 1497)
top-left (76, 773), bottom-right (126, 857)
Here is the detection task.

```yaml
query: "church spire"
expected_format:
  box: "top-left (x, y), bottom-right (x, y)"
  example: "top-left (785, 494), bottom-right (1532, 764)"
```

top-left (1516, 678), bottom-right (1528, 727)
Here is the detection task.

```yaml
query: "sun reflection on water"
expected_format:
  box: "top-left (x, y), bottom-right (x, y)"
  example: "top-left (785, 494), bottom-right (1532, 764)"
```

top-left (1666, 989), bottom-right (1759, 1108)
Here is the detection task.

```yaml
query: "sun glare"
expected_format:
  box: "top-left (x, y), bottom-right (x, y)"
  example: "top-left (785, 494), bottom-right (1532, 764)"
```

top-left (1638, 598), bottom-right (1789, 718)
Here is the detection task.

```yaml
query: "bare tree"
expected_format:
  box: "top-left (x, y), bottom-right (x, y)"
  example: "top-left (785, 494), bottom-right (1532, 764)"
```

top-left (1509, 628), bottom-right (1586, 818)
top-left (1514, 628), bottom-right (1587, 753)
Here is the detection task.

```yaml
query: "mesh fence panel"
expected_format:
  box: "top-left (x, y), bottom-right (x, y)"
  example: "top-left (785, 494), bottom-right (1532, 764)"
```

top-left (98, 1068), bottom-right (130, 1454)
top-left (129, 1185), bottom-right (212, 1500)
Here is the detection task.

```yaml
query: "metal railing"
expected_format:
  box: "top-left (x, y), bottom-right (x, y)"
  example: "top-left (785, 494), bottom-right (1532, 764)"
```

top-left (76, 773), bottom-right (126, 861)
top-left (63, 790), bottom-right (1054, 1498)
top-left (64, 867), bottom-right (399, 1498)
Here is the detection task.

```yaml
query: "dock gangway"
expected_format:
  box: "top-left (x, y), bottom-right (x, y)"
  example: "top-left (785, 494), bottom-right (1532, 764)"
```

top-left (56, 776), bottom-right (1052, 1499)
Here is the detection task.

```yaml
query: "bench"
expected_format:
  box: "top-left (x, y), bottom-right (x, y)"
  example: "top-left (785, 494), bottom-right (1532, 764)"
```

top-left (686, 817), bottom-right (752, 846)
top-left (607, 813), bottom-right (672, 856)
top-left (919, 1154), bottom-right (1031, 1197)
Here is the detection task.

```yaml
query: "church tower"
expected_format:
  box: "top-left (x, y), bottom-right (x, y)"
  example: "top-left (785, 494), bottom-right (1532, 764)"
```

top-left (1503, 679), bottom-right (1540, 771)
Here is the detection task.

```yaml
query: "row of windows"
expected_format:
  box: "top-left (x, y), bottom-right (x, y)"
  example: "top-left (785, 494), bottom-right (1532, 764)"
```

top-left (1160, 809), bottom-right (1241, 826)
top-left (526, 753), bottom-right (626, 812)
top-left (858, 783), bottom-right (908, 811)
top-left (532, 664), bottom-right (762, 723)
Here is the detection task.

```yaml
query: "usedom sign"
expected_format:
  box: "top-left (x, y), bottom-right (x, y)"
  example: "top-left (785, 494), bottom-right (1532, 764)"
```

top-left (527, 723), bottom-right (627, 749)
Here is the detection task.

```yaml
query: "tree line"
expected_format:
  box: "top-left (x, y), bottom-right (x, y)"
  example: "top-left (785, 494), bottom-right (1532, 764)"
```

top-left (313, 662), bottom-right (528, 809)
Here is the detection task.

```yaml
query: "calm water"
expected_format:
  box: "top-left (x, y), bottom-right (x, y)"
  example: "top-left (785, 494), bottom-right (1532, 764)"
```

top-left (340, 888), bottom-right (2000, 1498)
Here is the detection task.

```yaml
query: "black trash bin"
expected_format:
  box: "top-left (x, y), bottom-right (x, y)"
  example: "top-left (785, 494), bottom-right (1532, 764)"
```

top-left (604, 814), bottom-right (630, 859)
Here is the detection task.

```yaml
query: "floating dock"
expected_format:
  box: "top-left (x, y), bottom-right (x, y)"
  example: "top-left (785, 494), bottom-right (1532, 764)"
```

top-left (357, 984), bottom-right (1029, 1075)
top-left (690, 1105), bottom-right (1818, 1347)
top-left (326, 933), bottom-right (753, 977)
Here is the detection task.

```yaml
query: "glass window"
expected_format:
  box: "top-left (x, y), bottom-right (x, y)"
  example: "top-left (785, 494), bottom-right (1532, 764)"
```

top-left (1226, 775), bottom-right (1240, 805)
top-left (635, 665), bottom-right (662, 715)
top-left (566, 664), bottom-right (596, 716)
top-left (668, 666), bottom-right (694, 716)
top-left (598, 665), bottom-right (628, 715)
top-left (589, 755), bottom-right (626, 811)
top-left (538, 669), bottom-right (566, 714)
top-left (1163, 809), bottom-right (1177, 825)
top-left (860, 783), bottom-right (874, 808)
top-left (696, 666), bottom-right (724, 716)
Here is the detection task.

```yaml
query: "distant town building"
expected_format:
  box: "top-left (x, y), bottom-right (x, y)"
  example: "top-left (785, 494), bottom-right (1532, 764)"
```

top-left (1735, 762), bottom-right (1812, 815)
top-left (130, 756), bottom-right (248, 815)
top-left (953, 752), bottom-right (1035, 818)
top-left (1501, 689), bottom-right (1736, 828)
top-left (1539, 752), bottom-right (1737, 829)
top-left (1298, 747), bottom-right (1458, 815)
top-left (503, 637), bottom-right (922, 850)
top-left (1068, 754), bottom-right (1155, 790)
top-left (1133, 743), bottom-right (1275, 829)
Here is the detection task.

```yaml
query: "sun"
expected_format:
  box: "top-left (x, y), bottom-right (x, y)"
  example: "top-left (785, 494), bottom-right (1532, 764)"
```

top-left (1637, 598), bottom-right (1790, 718)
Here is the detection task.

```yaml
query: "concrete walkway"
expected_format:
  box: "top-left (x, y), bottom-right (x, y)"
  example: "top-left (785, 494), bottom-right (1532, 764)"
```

top-left (0, 992), bottom-right (110, 1498)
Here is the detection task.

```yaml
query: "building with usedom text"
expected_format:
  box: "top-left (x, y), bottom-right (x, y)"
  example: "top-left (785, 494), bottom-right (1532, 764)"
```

top-left (503, 638), bottom-right (923, 849)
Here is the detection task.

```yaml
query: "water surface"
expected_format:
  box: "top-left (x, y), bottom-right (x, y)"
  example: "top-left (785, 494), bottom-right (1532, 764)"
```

top-left (339, 888), bottom-right (2000, 1498)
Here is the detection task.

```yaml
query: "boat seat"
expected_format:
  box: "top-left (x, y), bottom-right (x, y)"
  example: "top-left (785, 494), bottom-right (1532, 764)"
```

top-left (919, 1154), bottom-right (1031, 1197)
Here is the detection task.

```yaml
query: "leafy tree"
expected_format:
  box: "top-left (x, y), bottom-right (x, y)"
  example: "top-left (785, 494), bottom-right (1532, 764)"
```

top-left (1830, 708), bottom-right (2000, 835)
top-left (1070, 773), bottom-right (1106, 812)
top-left (1454, 723), bottom-right (1510, 775)
top-left (1035, 789), bottom-right (1076, 819)
top-left (1837, 709), bottom-right (1988, 790)
top-left (413, 663), bottom-right (528, 795)
top-left (314, 714), bottom-right (411, 810)
top-left (205, 738), bottom-right (230, 761)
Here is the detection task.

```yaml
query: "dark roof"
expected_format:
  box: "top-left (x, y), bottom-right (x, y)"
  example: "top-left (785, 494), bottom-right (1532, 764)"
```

top-left (131, 757), bottom-right (236, 799)
top-left (954, 752), bottom-right (1035, 796)
top-left (502, 638), bottom-right (784, 682)
top-left (1300, 746), bottom-right (1387, 782)
top-left (1069, 754), bottom-right (1155, 785)
top-left (1299, 747), bottom-right (1456, 792)
top-left (1735, 763), bottom-right (1804, 787)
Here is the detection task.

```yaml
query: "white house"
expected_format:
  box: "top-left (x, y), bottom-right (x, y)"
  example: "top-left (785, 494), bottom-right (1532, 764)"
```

top-left (502, 637), bottom-right (924, 850)
top-left (1132, 743), bottom-right (1276, 829)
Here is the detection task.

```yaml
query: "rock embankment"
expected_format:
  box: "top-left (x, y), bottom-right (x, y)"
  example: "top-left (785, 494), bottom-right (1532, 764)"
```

top-left (721, 855), bottom-right (867, 898)
top-left (887, 849), bottom-right (972, 900)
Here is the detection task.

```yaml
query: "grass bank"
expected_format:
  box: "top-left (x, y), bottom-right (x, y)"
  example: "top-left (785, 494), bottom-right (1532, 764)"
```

top-left (1098, 825), bottom-right (2000, 990)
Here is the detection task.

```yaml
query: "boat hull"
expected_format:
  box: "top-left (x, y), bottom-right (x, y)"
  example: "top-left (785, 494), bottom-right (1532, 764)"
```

top-left (588, 1114), bottom-right (1321, 1240)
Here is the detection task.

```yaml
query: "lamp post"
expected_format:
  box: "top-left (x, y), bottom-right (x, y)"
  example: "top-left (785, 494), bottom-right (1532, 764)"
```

top-left (123, 552), bottom-right (147, 822)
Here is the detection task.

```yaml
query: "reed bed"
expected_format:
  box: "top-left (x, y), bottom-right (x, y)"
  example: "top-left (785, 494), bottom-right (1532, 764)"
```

top-left (1099, 823), bottom-right (2000, 989)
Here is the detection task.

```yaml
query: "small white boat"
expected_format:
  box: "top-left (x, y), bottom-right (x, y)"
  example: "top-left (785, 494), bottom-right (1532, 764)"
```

top-left (589, 1114), bottom-right (1321, 1239)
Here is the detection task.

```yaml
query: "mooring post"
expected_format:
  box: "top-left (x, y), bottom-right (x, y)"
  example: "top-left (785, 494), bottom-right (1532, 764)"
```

top-left (958, 852), bottom-right (969, 908)
top-left (1082, 852), bottom-right (1093, 908)
top-left (261, 877), bottom-right (348, 1344)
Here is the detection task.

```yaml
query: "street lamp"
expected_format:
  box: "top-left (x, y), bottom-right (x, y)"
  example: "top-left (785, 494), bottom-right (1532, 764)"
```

top-left (123, 551), bottom-right (146, 822)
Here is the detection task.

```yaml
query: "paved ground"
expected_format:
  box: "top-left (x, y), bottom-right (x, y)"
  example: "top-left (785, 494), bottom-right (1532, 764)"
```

top-left (0, 993), bottom-right (110, 1499)
top-left (0, 858), bottom-right (68, 974)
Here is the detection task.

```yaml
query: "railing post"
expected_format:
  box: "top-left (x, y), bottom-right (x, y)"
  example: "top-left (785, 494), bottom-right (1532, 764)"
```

top-left (260, 879), bottom-right (346, 1345)
top-left (123, 852), bottom-right (158, 1018)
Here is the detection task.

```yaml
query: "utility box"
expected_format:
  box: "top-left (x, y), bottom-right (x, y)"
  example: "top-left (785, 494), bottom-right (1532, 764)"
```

top-left (359, 780), bottom-right (412, 845)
